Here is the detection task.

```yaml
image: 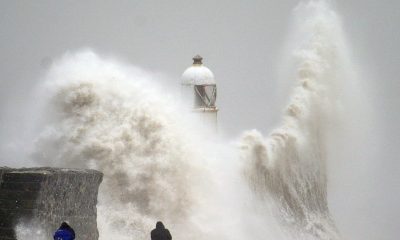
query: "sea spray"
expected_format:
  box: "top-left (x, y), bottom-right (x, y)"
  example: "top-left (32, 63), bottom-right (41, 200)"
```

top-left (30, 51), bottom-right (209, 240)
top-left (240, 1), bottom-right (349, 239)
top-left (19, 47), bottom-right (260, 240)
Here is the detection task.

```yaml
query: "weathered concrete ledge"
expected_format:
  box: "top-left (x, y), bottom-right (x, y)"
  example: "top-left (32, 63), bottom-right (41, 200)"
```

top-left (0, 167), bottom-right (103, 240)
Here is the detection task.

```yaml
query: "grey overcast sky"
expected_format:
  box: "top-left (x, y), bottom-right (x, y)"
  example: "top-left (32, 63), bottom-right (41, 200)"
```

top-left (0, 1), bottom-right (399, 240)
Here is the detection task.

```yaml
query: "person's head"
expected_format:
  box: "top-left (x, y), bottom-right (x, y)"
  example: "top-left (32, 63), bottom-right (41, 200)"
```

top-left (60, 222), bottom-right (70, 229)
top-left (156, 221), bottom-right (165, 229)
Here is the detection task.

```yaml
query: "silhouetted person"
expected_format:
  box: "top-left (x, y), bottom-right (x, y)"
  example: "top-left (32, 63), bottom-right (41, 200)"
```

top-left (53, 222), bottom-right (75, 240)
top-left (151, 221), bottom-right (172, 240)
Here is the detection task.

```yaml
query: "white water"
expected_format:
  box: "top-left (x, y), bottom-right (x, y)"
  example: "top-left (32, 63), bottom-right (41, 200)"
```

top-left (240, 1), bottom-right (368, 239)
top-left (10, 1), bottom-right (367, 240)
top-left (241, 1), bottom-right (345, 239)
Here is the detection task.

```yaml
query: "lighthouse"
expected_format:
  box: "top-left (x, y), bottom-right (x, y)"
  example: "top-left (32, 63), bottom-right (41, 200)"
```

top-left (181, 55), bottom-right (218, 131)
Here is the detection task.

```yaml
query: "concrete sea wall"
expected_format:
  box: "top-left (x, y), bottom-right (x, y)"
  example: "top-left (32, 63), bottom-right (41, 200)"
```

top-left (0, 167), bottom-right (103, 240)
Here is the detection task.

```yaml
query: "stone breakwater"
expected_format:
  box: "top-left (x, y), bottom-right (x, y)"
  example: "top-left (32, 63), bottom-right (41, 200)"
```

top-left (0, 167), bottom-right (103, 240)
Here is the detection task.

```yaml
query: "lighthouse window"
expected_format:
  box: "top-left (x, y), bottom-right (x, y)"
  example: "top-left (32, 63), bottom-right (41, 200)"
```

top-left (194, 85), bottom-right (217, 108)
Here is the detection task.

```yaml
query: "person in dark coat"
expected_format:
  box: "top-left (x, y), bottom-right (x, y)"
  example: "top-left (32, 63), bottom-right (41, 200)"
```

top-left (151, 221), bottom-right (172, 240)
top-left (53, 222), bottom-right (75, 240)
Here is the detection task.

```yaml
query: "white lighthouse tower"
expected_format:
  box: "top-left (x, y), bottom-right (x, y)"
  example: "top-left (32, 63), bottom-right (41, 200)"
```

top-left (181, 55), bottom-right (218, 131)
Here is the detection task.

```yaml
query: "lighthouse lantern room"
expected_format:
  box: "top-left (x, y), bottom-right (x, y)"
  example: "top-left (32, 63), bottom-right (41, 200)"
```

top-left (181, 55), bottom-right (218, 130)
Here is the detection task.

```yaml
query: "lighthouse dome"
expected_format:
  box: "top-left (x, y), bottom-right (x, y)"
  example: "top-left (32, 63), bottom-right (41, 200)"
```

top-left (181, 55), bottom-right (215, 85)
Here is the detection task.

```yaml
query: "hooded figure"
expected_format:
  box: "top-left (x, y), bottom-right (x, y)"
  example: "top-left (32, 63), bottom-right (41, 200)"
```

top-left (53, 222), bottom-right (75, 240)
top-left (151, 221), bottom-right (172, 240)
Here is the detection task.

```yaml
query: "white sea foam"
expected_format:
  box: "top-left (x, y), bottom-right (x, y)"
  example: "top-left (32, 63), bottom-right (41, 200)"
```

top-left (239, 1), bottom-right (359, 239)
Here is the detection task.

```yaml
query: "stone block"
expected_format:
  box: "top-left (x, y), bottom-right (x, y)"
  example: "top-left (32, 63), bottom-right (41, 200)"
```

top-left (0, 167), bottom-right (103, 240)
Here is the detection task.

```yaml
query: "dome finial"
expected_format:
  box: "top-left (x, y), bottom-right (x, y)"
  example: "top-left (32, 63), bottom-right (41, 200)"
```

top-left (193, 55), bottom-right (203, 65)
